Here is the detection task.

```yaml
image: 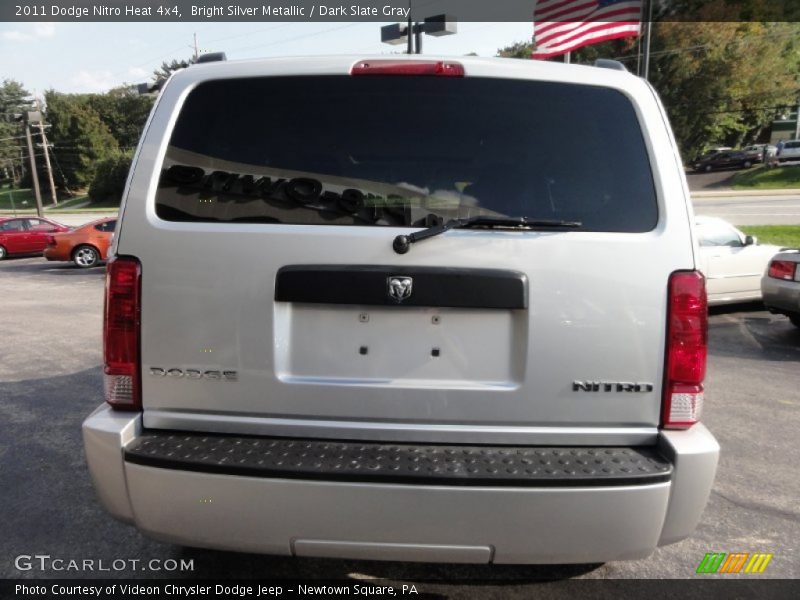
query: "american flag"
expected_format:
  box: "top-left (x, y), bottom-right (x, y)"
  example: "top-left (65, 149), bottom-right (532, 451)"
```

top-left (532, 0), bottom-right (643, 59)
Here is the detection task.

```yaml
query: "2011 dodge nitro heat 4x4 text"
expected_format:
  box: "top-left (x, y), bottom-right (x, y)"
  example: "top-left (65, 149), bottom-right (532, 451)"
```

top-left (83, 55), bottom-right (719, 564)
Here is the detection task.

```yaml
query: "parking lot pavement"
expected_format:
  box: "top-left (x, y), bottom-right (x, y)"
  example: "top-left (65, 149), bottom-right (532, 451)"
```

top-left (1, 257), bottom-right (799, 587)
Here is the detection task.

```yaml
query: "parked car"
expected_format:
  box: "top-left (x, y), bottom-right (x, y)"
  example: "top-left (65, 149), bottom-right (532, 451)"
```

top-left (692, 150), bottom-right (756, 172)
top-left (762, 249), bottom-right (800, 328)
top-left (83, 55), bottom-right (719, 565)
top-left (777, 139), bottom-right (800, 163)
top-left (740, 144), bottom-right (772, 163)
top-left (0, 216), bottom-right (70, 259)
top-left (44, 217), bottom-right (116, 268)
top-left (695, 216), bottom-right (783, 305)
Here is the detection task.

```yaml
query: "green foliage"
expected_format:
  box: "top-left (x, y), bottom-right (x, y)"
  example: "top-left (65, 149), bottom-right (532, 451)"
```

top-left (88, 150), bottom-right (133, 203)
top-left (738, 225), bottom-right (800, 248)
top-left (0, 184), bottom-right (35, 210)
top-left (732, 165), bottom-right (800, 189)
top-left (0, 79), bottom-right (34, 186)
top-left (498, 6), bottom-right (800, 162)
top-left (650, 19), bottom-right (800, 160)
top-left (87, 86), bottom-right (155, 149)
top-left (44, 91), bottom-right (119, 188)
top-left (497, 41), bottom-right (535, 59)
top-left (153, 57), bottom-right (195, 82)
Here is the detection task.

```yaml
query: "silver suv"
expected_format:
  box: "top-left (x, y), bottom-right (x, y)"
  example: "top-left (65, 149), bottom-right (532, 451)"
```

top-left (83, 55), bottom-right (718, 564)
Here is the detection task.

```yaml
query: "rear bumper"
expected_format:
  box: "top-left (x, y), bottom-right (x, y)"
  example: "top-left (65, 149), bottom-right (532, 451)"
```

top-left (762, 275), bottom-right (800, 316)
top-left (83, 405), bottom-right (718, 564)
top-left (43, 247), bottom-right (68, 261)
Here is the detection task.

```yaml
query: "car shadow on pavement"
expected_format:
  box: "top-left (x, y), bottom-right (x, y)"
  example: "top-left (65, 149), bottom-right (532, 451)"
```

top-left (0, 256), bottom-right (105, 276)
top-left (709, 304), bottom-right (800, 362)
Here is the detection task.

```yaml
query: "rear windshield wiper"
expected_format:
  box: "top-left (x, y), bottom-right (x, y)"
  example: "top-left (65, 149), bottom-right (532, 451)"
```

top-left (392, 215), bottom-right (582, 254)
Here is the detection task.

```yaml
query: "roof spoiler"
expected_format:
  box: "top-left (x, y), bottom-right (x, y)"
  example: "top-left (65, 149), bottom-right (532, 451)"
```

top-left (594, 59), bottom-right (627, 72)
top-left (195, 52), bottom-right (227, 64)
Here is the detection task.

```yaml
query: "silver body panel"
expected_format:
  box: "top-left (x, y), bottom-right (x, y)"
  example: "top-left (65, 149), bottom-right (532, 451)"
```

top-left (83, 405), bottom-right (719, 563)
top-left (761, 251), bottom-right (800, 316)
top-left (113, 55), bottom-right (697, 445)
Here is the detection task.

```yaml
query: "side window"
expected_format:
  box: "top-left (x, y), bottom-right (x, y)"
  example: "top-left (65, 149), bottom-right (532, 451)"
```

top-left (0, 220), bottom-right (25, 232)
top-left (94, 221), bottom-right (115, 232)
top-left (697, 223), bottom-right (743, 247)
top-left (27, 219), bottom-right (51, 231)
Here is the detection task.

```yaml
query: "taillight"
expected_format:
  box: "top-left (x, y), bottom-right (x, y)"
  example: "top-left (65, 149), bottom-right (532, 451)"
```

top-left (351, 60), bottom-right (465, 77)
top-left (663, 271), bottom-right (707, 429)
top-left (768, 260), bottom-right (797, 281)
top-left (104, 256), bottom-right (141, 410)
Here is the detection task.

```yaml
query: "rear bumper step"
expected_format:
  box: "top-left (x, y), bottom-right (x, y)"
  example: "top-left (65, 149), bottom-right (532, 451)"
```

top-left (124, 431), bottom-right (672, 487)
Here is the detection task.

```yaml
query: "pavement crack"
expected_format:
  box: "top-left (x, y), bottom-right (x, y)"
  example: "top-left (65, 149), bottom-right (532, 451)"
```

top-left (712, 489), bottom-right (800, 523)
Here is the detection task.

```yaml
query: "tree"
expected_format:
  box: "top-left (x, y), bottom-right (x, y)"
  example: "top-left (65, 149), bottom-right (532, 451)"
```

top-left (648, 20), bottom-right (800, 158)
top-left (88, 150), bottom-right (133, 203)
top-left (0, 79), bottom-right (34, 186)
top-left (44, 91), bottom-right (119, 189)
top-left (497, 11), bottom-right (800, 160)
top-left (86, 86), bottom-right (155, 149)
top-left (153, 57), bottom-right (194, 82)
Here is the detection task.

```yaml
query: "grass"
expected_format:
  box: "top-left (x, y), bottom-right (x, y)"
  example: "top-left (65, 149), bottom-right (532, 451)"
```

top-left (0, 185), bottom-right (117, 214)
top-left (0, 186), bottom-right (37, 210)
top-left (731, 165), bottom-right (800, 189)
top-left (739, 225), bottom-right (800, 248)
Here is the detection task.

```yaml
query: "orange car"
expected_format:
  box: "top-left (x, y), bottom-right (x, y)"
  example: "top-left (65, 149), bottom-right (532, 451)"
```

top-left (44, 217), bottom-right (116, 268)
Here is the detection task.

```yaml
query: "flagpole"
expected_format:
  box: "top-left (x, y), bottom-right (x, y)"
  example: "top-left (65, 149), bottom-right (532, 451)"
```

top-left (642, 0), bottom-right (653, 80)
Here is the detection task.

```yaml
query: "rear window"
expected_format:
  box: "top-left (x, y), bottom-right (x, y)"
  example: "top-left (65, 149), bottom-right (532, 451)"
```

top-left (156, 75), bottom-right (657, 232)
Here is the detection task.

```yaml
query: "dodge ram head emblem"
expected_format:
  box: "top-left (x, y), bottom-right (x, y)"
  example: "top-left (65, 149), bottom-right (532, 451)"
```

top-left (387, 276), bottom-right (413, 303)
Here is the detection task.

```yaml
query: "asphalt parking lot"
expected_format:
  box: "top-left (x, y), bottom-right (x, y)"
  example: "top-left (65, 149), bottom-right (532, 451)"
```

top-left (1, 256), bottom-right (798, 590)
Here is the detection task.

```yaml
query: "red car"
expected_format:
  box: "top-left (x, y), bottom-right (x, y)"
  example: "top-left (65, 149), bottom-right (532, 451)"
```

top-left (0, 216), bottom-right (70, 260)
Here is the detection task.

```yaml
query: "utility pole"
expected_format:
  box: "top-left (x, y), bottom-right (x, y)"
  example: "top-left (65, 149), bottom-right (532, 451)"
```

top-left (23, 120), bottom-right (44, 217)
top-left (35, 100), bottom-right (57, 205)
top-left (192, 33), bottom-right (199, 61)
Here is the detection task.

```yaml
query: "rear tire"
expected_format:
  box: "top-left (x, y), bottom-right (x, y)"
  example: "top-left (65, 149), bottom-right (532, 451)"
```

top-left (0, 245), bottom-right (6, 260)
top-left (704, 165), bottom-right (713, 172)
top-left (743, 160), bottom-right (752, 168)
top-left (72, 245), bottom-right (100, 268)
top-left (789, 314), bottom-right (800, 329)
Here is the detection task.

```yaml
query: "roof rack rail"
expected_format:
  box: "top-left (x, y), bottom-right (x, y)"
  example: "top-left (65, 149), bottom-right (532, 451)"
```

top-left (195, 52), bottom-right (227, 64)
top-left (594, 59), bottom-right (627, 72)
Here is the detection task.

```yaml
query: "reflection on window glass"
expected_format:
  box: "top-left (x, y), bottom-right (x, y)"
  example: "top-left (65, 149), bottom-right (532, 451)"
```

top-left (156, 76), bottom-right (657, 232)
top-left (698, 223), bottom-right (743, 247)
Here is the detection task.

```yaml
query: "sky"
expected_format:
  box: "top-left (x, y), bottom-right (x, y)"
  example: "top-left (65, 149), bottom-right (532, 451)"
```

top-left (0, 21), bottom-right (534, 96)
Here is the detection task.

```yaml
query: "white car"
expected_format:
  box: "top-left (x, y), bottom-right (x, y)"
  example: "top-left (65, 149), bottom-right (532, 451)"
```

top-left (695, 216), bottom-right (783, 305)
top-left (777, 139), bottom-right (800, 162)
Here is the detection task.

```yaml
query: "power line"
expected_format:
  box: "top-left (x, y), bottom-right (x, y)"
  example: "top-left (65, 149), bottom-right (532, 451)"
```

top-left (227, 23), bottom-right (361, 54)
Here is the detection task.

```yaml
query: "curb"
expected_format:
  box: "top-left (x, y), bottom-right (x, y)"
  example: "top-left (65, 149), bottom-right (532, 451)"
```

top-left (692, 189), bottom-right (800, 198)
